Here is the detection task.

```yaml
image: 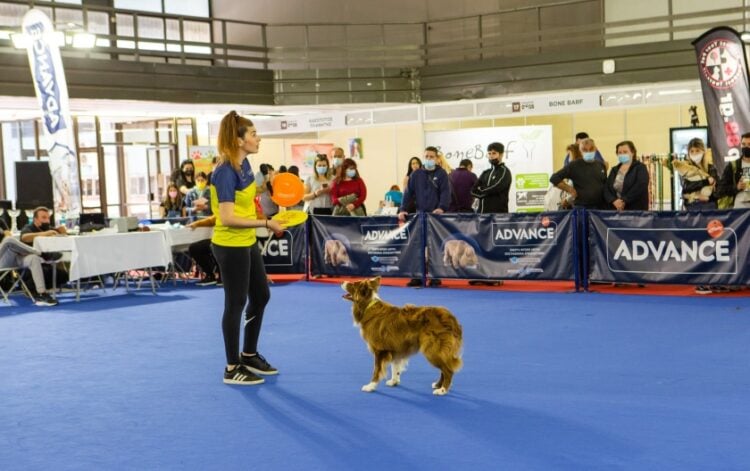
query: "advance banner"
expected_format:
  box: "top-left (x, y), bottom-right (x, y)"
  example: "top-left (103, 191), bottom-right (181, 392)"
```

top-left (588, 210), bottom-right (750, 285)
top-left (22, 9), bottom-right (82, 218)
top-left (426, 212), bottom-right (575, 281)
top-left (257, 223), bottom-right (306, 274)
top-left (309, 215), bottom-right (423, 278)
top-left (692, 27), bottom-right (750, 174)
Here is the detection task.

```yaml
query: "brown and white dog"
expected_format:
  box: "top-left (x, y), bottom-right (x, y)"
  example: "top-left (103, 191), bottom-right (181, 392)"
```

top-left (341, 277), bottom-right (463, 395)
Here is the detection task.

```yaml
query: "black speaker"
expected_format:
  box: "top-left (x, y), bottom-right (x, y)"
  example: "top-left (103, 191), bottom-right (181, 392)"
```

top-left (15, 161), bottom-right (54, 210)
top-left (0, 200), bottom-right (11, 230)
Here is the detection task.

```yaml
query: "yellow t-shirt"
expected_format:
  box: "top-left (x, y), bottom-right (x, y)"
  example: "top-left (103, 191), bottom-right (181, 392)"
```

top-left (210, 159), bottom-right (257, 247)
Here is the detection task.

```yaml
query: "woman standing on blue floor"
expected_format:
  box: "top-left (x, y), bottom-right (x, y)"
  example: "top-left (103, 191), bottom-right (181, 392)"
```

top-left (211, 110), bottom-right (284, 385)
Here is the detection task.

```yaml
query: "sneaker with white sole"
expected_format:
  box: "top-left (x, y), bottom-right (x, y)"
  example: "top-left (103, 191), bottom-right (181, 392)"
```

top-left (196, 274), bottom-right (217, 287)
top-left (223, 365), bottom-right (264, 385)
top-left (34, 292), bottom-right (58, 307)
top-left (695, 285), bottom-right (712, 295)
top-left (240, 353), bottom-right (279, 375)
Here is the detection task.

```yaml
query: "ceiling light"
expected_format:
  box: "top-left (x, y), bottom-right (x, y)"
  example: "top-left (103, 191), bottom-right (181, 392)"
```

top-left (741, 31), bottom-right (750, 43)
top-left (657, 89), bottom-right (692, 96)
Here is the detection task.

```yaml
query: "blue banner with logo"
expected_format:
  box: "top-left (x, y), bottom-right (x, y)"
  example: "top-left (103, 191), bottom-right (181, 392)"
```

top-left (257, 223), bottom-right (306, 274)
top-left (426, 212), bottom-right (575, 280)
top-left (588, 210), bottom-right (750, 284)
top-left (309, 215), bottom-right (423, 277)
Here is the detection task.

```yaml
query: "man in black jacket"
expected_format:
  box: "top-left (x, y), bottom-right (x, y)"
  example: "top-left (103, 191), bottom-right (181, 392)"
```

top-left (549, 138), bottom-right (607, 209)
top-left (469, 142), bottom-right (512, 287)
top-left (471, 142), bottom-right (512, 213)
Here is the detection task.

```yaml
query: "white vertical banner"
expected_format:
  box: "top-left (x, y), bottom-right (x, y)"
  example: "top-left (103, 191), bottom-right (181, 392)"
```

top-left (22, 9), bottom-right (81, 218)
top-left (425, 126), bottom-right (553, 212)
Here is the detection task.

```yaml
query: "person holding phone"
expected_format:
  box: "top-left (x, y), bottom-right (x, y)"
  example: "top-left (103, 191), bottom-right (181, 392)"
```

top-left (303, 154), bottom-right (334, 215)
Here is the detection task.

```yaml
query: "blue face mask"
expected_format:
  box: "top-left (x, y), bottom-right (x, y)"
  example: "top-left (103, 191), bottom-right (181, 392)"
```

top-left (333, 158), bottom-right (343, 167)
top-left (346, 169), bottom-right (357, 178)
top-left (424, 159), bottom-right (436, 170)
top-left (315, 166), bottom-right (328, 175)
top-left (582, 152), bottom-right (596, 162)
top-left (617, 154), bottom-right (631, 164)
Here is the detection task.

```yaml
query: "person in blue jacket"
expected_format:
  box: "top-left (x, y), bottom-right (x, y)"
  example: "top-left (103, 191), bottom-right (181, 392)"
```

top-left (398, 146), bottom-right (451, 287)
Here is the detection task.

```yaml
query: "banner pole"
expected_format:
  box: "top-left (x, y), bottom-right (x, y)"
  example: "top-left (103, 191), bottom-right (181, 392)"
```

top-left (572, 208), bottom-right (580, 292)
top-left (421, 212), bottom-right (427, 287)
top-left (582, 209), bottom-right (590, 292)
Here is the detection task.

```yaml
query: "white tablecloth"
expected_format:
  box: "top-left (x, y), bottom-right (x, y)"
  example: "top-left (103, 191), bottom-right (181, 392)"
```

top-left (151, 227), bottom-right (213, 249)
top-left (34, 231), bottom-right (172, 281)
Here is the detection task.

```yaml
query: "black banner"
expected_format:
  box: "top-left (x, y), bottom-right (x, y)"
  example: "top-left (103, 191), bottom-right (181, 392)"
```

top-left (426, 212), bottom-right (576, 280)
top-left (309, 215), bottom-right (424, 277)
top-left (588, 210), bottom-right (750, 285)
top-left (257, 223), bottom-right (306, 274)
top-left (692, 27), bottom-right (750, 173)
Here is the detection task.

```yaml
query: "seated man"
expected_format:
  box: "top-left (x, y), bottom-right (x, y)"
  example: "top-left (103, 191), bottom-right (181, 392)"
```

top-left (186, 216), bottom-right (220, 286)
top-left (0, 224), bottom-right (60, 306)
top-left (20, 206), bottom-right (69, 288)
top-left (20, 206), bottom-right (68, 245)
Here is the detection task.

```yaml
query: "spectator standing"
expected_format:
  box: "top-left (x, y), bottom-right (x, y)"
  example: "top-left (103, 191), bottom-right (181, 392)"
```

top-left (449, 159), bottom-right (478, 212)
top-left (399, 146), bottom-right (452, 287)
top-left (303, 154), bottom-right (334, 215)
top-left (603, 140), bottom-right (650, 211)
top-left (471, 143), bottom-right (512, 213)
top-left (330, 158), bottom-right (367, 216)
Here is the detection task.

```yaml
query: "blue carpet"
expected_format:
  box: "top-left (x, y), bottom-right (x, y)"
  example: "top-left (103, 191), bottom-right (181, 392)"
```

top-left (1, 283), bottom-right (749, 470)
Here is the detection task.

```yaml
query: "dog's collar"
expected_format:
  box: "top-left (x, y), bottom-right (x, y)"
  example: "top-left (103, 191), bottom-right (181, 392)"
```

top-left (365, 298), bottom-right (379, 311)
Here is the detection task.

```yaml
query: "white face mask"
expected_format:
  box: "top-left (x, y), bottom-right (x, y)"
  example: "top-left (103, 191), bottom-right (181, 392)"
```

top-left (689, 153), bottom-right (704, 164)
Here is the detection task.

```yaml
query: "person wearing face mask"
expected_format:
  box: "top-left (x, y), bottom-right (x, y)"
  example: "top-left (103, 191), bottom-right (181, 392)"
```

top-left (550, 138), bottom-right (608, 210)
top-left (172, 159), bottom-right (196, 195)
top-left (674, 138), bottom-right (718, 211)
top-left (160, 183), bottom-right (186, 218)
top-left (330, 158), bottom-right (367, 216)
top-left (20, 206), bottom-right (68, 245)
top-left (471, 142), bottom-right (512, 214)
top-left (303, 154), bottom-right (334, 215)
top-left (718, 132), bottom-right (750, 210)
top-left (399, 146), bottom-right (452, 287)
top-left (330, 147), bottom-right (346, 170)
top-left (185, 171), bottom-right (212, 218)
top-left (603, 140), bottom-right (650, 211)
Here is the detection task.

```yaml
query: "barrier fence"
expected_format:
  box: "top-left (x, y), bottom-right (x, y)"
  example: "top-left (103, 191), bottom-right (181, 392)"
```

top-left (267, 210), bottom-right (750, 291)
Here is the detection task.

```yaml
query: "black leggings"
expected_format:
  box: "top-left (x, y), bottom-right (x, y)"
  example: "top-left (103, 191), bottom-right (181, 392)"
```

top-left (211, 243), bottom-right (270, 365)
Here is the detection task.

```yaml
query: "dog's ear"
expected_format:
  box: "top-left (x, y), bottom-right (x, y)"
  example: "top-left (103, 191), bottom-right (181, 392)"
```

top-left (369, 276), bottom-right (381, 290)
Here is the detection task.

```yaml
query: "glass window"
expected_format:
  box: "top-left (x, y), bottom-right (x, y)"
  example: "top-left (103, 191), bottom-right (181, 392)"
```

top-left (114, 0), bottom-right (161, 13)
top-left (164, 0), bottom-right (209, 18)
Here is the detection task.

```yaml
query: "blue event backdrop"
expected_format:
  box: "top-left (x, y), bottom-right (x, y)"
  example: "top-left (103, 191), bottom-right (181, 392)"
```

top-left (588, 209), bottom-right (750, 285)
top-left (258, 223), bottom-right (306, 274)
top-left (426, 212), bottom-right (575, 280)
top-left (309, 215), bottom-right (424, 278)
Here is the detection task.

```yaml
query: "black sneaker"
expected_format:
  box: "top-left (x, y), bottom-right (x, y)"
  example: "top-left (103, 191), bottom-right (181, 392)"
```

top-left (428, 279), bottom-right (442, 287)
top-left (406, 278), bottom-right (422, 287)
top-left (196, 274), bottom-right (217, 287)
top-left (41, 251), bottom-right (63, 262)
top-left (695, 285), bottom-right (712, 295)
top-left (240, 353), bottom-right (279, 375)
top-left (223, 365), bottom-right (264, 385)
top-left (34, 292), bottom-right (58, 307)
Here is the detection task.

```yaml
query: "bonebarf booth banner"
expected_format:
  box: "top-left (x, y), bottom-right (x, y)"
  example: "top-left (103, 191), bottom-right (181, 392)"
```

top-left (425, 126), bottom-right (553, 213)
top-left (22, 9), bottom-right (82, 218)
top-left (257, 224), bottom-right (306, 274)
top-left (309, 215), bottom-right (423, 277)
top-left (426, 212), bottom-right (575, 281)
top-left (692, 27), bottom-right (750, 174)
top-left (588, 210), bottom-right (750, 285)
